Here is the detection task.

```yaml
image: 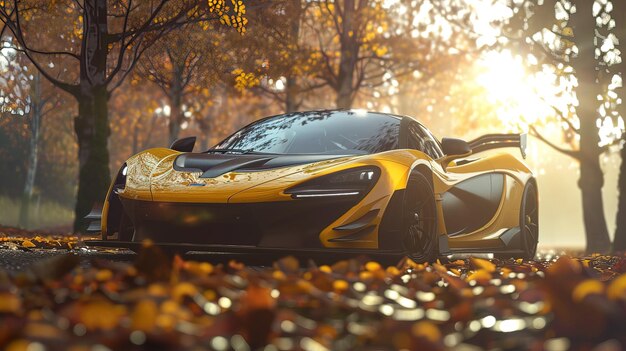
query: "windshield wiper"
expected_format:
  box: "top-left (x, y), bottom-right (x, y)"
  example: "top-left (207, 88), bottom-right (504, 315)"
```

top-left (205, 148), bottom-right (273, 155)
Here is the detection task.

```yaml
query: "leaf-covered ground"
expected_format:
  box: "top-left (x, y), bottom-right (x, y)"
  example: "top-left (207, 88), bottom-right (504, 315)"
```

top-left (1, 232), bottom-right (626, 351)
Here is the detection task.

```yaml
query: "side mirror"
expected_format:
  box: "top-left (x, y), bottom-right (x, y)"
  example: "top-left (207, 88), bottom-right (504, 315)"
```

top-left (441, 137), bottom-right (471, 156)
top-left (439, 138), bottom-right (471, 171)
top-left (170, 136), bottom-right (196, 152)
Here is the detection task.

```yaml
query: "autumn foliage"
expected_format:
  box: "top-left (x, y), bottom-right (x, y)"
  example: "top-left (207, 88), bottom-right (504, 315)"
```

top-left (0, 236), bottom-right (625, 350)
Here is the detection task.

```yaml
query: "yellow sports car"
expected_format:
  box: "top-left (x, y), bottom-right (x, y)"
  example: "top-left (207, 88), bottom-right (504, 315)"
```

top-left (86, 110), bottom-right (537, 262)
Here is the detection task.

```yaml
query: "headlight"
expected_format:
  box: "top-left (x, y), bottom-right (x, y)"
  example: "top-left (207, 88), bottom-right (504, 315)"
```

top-left (113, 163), bottom-right (127, 193)
top-left (285, 167), bottom-right (380, 199)
top-left (328, 169), bottom-right (376, 183)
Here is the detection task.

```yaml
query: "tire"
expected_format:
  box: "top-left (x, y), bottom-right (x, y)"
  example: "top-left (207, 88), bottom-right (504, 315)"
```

top-left (402, 172), bottom-right (439, 263)
top-left (118, 211), bottom-right (135, 242)
top-left (520, 181), bottom-right (539, 260)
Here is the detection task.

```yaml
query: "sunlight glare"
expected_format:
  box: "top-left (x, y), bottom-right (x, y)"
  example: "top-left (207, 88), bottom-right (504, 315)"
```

top-left (476, 50), bottom-right (623, 146)
top-left (476, 50), bottom-right (571, 132)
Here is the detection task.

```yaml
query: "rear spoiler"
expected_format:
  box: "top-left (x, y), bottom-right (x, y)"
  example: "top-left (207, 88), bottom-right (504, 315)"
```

top-left (468, 133), bottom-right (527, 159)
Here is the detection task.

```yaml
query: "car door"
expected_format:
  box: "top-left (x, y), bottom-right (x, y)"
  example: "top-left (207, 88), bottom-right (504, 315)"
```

top-left (404, 121), bottom-right (503, 236)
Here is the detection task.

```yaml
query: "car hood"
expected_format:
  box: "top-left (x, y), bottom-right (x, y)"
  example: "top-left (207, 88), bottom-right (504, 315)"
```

top-left (131, 150), bottom-right (362, 203)
top-left (172, 152), bottom-right (355, 177)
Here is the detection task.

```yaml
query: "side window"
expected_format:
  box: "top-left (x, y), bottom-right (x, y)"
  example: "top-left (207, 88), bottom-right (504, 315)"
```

top-left (407, 122), bottom-right (444, 159)
top-left (407, 123), bottom-right (422, 150)
top-left (420, 126), bottom-right (444, 159)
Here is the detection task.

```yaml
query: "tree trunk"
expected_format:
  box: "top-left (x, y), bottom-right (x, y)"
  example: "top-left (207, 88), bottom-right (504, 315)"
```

top-left (73, 86), bottom-right (111, 232)
top-left (570, 0), bottom-right (611, 253)
top-left (195, 109), bottom-right (212, 151)
top-left (132, 120), bottom-right (140, 155)
top-left (285, 77), bottom-right (299, 113)
top-left (199, 136), bottom-right (209, 152)
top-left (168, 65), bottom-right (184, 145)
top-left (199, 120), bottom-right (210, 151)
top-left (615, 133), bottom-right (626, 251)
top-left (335, 0), bottom-right (358, 109)
top-left (612, 0), bottom-right (626, 251)
top-left (578, 157), bottom-right (611, 252)
top-left (73, 0), bottom-right (111, 232)
top-left (284, 0), bottom-right (302, 113)
top-left (18, 73), bottom-right (42, 229)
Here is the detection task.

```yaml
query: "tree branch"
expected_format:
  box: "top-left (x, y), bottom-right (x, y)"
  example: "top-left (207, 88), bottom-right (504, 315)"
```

top-left (529, 125), bottom-right (580, 159)
top-left (0, 7), bottom-right (79, 96)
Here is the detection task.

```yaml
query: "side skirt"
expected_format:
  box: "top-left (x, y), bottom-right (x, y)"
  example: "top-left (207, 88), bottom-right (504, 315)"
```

top-left (443, 227), bottom-right (524, 255)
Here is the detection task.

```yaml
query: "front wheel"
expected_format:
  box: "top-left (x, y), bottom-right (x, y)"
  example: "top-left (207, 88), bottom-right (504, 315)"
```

top-left (402, 172), bottom-right (439, 263)
top-left (118, 211), bottom-right (135, 242)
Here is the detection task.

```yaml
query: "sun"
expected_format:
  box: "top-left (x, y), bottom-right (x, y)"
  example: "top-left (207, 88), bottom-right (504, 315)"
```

top-left (475, 50), bottom-right (624, 146)
top-left (475, 50), bottom-right (569, 132)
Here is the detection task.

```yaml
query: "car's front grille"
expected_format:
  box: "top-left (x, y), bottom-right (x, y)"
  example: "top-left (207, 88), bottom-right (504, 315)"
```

top-left (119, 197), bottom-right (360, 248)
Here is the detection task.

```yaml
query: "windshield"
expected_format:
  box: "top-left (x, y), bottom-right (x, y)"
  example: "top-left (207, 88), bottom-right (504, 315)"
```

top-left (214, 110), bottom-right (401, 155)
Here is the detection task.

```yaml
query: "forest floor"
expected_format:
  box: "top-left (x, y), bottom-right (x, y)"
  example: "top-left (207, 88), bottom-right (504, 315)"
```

top-left (0, 226), bottom-right (625, 351)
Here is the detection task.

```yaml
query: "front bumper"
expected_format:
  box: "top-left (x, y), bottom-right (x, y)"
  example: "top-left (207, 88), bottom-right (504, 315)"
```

top-left (119, 196), bottom-right (360, 248)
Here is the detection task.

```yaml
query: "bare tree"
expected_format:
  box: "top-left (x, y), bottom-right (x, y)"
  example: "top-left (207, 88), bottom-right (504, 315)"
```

top-left (0, 0), bottom-right (246, 231)
top-left (18, 72), bottom-right (59, 228)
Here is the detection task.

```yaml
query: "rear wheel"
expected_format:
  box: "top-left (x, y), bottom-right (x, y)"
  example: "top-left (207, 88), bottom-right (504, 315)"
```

top-left (402, 173), bottom-right (439, 263)
top-left (520, 181), bottom-right (539, 260)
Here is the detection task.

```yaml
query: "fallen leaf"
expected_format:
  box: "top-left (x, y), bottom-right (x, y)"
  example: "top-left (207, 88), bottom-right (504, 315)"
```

top-left (572, 279), bottom-right (604, 302)
top-left (412, 321), bottom-right (441, 343)
top-left (21, 240), bottom-right (35, 248)
top-left (0, 292), bottom-right (21, 314)
top-left (470, 257), bottom-right (496, 273)
top-left (607, 274), bottom-right (626, 300)
top-left (131, 299), bottom-right (158, 331)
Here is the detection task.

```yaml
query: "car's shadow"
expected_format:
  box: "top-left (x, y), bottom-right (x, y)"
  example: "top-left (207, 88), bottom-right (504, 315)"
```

top-left (87, 249), bottom-right (404, 267)
top-left (179, 251), bottom-right (405, 267)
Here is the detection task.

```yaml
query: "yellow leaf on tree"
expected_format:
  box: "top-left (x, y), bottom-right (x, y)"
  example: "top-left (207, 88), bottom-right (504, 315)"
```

top-left (562, 27), bottom-right (573, 36)
top-left (375, 46), bottom-right (388, 56)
